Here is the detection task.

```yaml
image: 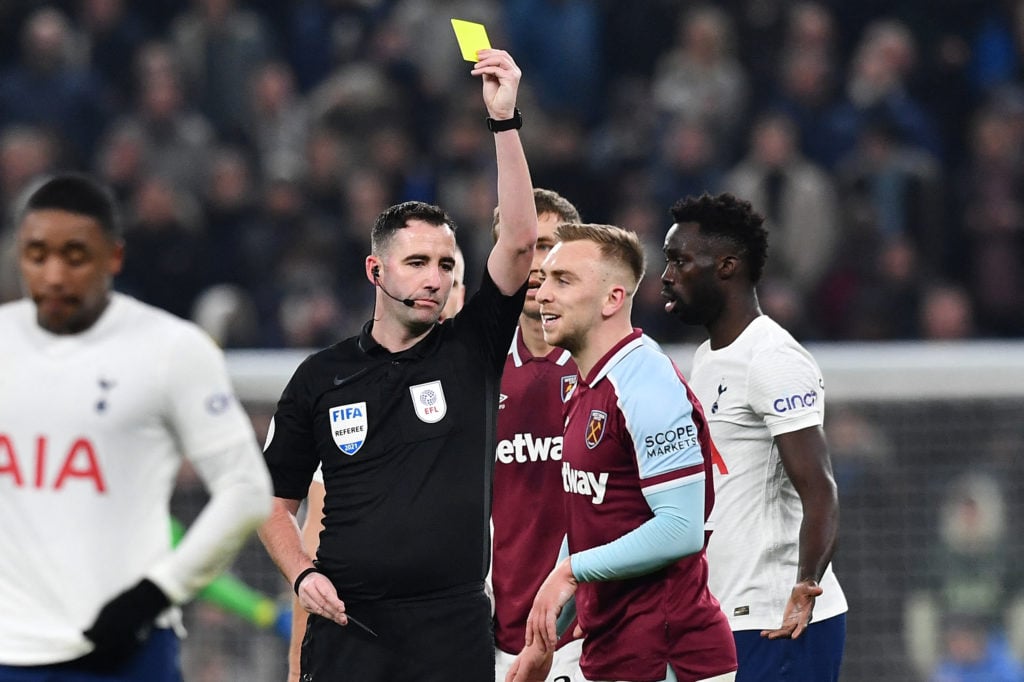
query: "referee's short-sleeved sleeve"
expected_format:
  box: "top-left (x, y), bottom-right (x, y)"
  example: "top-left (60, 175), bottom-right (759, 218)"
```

top-left (262, 360), bottom-right (321, 499)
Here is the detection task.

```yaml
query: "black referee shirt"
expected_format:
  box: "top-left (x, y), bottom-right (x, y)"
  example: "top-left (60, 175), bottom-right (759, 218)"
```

top-left (264, 270), bottom-right (526, 602)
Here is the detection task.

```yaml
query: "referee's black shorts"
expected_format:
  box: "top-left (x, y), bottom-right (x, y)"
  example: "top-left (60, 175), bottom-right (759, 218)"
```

top-left (300, 584), bottom-right (494, 682)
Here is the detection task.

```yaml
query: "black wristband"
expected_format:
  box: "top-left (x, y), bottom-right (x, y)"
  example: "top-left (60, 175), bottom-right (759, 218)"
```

top-left (293, 567), bottom-right (322, 595)
top-left (486, 108), bottom-right (523, 133)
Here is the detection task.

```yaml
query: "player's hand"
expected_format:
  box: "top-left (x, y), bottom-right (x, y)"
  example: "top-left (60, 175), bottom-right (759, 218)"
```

top-left (505, 639), bottom-right (554, 682)
top-left (295, 570), bottom-right (351, 628)
top-left (81, 578), bottom-right (171, 671)
top-left (471, 49), bottom-right (521, 121)
top-left (760, 579), bottom-right (823, 640)
top-left (524, 558), bottom-right (577, 651)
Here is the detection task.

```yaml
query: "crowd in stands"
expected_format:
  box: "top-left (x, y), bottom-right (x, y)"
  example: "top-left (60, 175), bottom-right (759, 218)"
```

top-left (1, 0), bottom-right (1023, 347)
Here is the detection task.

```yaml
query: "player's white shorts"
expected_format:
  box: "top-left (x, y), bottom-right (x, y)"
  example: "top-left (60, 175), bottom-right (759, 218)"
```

top-left (496, 638), bottom-right (584, 682)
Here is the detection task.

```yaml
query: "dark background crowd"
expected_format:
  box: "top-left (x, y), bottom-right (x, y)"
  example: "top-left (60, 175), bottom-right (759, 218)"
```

top-left (2, 3), bottom-right (1023, 680)
top-left (1, 0), bottom-right (1023, 348)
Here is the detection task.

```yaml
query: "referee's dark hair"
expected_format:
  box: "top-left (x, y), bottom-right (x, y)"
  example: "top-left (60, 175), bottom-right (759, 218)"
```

top-left (20, 173), bottom-right (123, 240)
top-left (371, 201), bottom-right (457, 255)
top-left (669, 192), bottom-right (769, 285)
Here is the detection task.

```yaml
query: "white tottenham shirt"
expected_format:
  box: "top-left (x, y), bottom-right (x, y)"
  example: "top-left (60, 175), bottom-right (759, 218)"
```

top-left (690, 315), bottom-right (847, 631)
top-left (0, 293), bottom-right (271, 665)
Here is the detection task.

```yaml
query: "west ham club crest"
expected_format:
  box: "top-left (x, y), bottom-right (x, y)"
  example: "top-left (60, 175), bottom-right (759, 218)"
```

top-left (585, 410), bottom-right (607, 449)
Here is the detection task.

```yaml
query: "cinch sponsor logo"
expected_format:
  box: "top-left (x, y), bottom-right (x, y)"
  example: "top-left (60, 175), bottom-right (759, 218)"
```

top-left (643, 424), bottom-right (699, 457)
top-left (773, 390), bottom-right (818, 413)
top-left (496, 433), bottom-right (562, 463)
top-left (562, 462), bottom-right (608, 504)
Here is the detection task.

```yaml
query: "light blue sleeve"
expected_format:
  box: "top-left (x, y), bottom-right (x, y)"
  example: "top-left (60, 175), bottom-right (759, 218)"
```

top-left (570, 478), bottom-right (705, 582)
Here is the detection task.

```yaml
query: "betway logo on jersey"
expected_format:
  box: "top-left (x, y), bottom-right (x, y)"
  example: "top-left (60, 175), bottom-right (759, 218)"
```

top-left (496, 433), bottom-right (563, 463)
top-left (329, 402), bottom-right (366, 455)
top-left (773, 390), bottom-right (818, 413)
top-left (562, 462), bottom-right (608, 504)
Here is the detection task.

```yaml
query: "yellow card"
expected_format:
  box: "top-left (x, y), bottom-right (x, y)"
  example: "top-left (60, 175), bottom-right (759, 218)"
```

top-left (451, 19), bottom-right (491, 62)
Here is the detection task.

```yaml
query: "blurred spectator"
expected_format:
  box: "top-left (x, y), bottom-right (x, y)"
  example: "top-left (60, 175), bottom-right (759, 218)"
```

top-left (767, 3), bottom-right (843, 169)
top-left (835, 116), bottom-right (946, 275)
top-left (170, 0), bottom-right (274, 140)
top-left (244, 59), bottom-right (309, 182)
top-left (117, 174), bottom-right (209, 319)
top-left (930, 614), bottom-right (1024, 682)
top-left (201, 146), bottom-right (262, 287)
top-left (919, 283), bottom-right (977, 340)
top-left (825, 19), bottom-right (943, 168)
top-left (0, 6), bottom-right (110, 165)
top-left (504, 0), bottom-right (602, 122)
top-left (817, 236), bottom-right (924, 340)
top-left (93, 120), bottom-right (149, 203)
top-left (114, 41), bottom-right (215, 195)
top-left (908, 472), bottom-right (1024, 679)
top-left (77, 0), bottom-right (151, 108)
top-left (724, 111), bottom-right (839, 297)
top-left (651, 118), bottom-right (724, 211)
top-left (0, 125), bottom-right (58, 218)
top-left (957, 100), bottom-right (1024, 336)
top-left (651, 5), bottom-right (749, 160)
top-left (387, 0), bottom-right (502, 100)
top-left (192, 283), bottom-right (261, 348)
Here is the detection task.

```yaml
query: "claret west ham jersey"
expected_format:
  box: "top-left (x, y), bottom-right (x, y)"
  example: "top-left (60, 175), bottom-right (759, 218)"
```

top-left (562, 329), bottom-right (734, 682)
top-left (491, 326), bottom-right (576, 654)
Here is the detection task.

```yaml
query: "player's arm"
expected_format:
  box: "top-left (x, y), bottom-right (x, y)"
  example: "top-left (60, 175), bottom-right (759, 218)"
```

top-left (287, 480), bottom-right (326, 682)
top-left (84, 330), bottom-right (274, 667)
top-left (472, 49), bottom-right (537, 295)
top-left (525, 482), bottom-right (705, 650)
top-left (761, 424), bottom-right (838, 640)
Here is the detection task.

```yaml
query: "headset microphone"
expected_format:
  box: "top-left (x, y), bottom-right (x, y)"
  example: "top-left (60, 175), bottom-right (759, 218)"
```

top-left (372, 266), bottom-right (416, 308)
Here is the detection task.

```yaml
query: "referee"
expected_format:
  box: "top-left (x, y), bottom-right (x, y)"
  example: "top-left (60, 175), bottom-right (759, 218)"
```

top-left (257, 49), bottom-right (537, 681)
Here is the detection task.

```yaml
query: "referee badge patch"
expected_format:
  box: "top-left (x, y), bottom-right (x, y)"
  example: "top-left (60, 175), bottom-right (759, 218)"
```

top-left (410, 380), bottom-right (447, 423)
top-left (328, 402), bottom-right (367, 455)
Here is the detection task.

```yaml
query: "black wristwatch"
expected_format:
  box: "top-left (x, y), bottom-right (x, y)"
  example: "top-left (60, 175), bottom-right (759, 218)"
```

top-left (486, 108), bottom-right (523, 133)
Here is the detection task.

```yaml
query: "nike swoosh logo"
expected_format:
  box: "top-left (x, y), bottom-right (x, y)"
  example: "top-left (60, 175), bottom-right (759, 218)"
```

top-left (333, 367), bottom-right (372, 387)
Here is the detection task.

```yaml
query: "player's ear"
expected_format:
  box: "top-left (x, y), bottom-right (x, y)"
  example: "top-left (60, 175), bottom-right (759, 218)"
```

top-left (717, 254), bottom-right (739, 280)
top-left (602, 284), bottom-right (628, 318)
top-left (366, 256), bottom-right (380, 285)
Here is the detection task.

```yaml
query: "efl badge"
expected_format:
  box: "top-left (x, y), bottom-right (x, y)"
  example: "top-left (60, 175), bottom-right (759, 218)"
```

top-left (410, 381), bottom-right (447, 424)
top-left (561, 375), bottom-right (578, 403)
top-left (328, 402), bottom-right (367, 455)
top-left (585, 410), bottom-right (607, 449)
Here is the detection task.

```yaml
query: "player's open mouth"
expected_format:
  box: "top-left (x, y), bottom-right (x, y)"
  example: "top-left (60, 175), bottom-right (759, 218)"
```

top-left (540, 313), bottom-right (559, 328)
top-left (661, 291), bottom-right (677, 313)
